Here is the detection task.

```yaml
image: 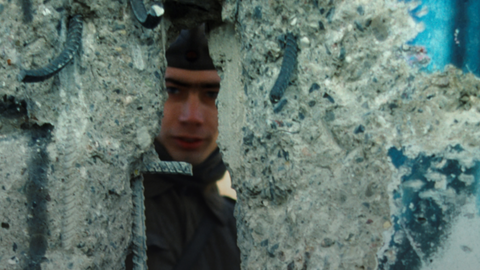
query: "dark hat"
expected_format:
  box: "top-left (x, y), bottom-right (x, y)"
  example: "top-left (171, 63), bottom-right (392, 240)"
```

top-left (165, 24), bottom-right (216, 70)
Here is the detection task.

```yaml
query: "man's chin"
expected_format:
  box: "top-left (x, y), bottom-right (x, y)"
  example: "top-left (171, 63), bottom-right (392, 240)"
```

top-left (170, 150), bottom-right (206, 166)
top-left (162, 137), bottom-right (217, 165)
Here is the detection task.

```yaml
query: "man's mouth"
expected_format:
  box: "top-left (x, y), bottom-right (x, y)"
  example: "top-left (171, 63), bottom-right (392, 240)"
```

top-left (174, 137), bottom-right (203, 149)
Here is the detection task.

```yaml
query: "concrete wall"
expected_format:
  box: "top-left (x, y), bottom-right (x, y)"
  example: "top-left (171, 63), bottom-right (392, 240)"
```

top-left (0, 0), bottom-right (166, 268)
top-left (211, 0), bottom-right (480, 269)
top-left (1, 0), bottom-right (480, 269)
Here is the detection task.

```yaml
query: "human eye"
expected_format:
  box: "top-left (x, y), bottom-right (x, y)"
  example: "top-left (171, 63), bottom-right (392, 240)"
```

top-left (206, 91), bottom-right (219, 99)
top-left (165, 87), bottom-right (179, 94)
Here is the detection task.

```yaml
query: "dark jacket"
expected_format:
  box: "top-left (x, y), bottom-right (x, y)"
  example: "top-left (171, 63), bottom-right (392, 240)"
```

top-left (126, 143), bottom-right (241, 270)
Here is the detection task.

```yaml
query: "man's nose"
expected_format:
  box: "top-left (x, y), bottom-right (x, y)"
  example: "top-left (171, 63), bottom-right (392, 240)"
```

top-left (179, 93), bottom-right (204, 125)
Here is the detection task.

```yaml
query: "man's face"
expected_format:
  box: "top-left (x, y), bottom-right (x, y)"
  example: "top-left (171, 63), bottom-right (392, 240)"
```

top-left (156, 67), bottom-right (220, 165)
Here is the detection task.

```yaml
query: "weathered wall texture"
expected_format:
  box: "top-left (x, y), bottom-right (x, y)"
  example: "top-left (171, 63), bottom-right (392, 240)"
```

top-left (211, 0), bottom-right (480, 269)
top-left (0, 0), bottom-right (167, 268)
top-left (1, 0), bottom-right (480, 269)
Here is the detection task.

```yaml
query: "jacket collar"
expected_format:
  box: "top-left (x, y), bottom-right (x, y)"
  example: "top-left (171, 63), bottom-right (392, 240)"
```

top-left (143, 141), bottom-right (229, 225)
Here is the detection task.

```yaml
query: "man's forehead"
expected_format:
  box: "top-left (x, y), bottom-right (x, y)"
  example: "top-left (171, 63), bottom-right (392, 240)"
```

top-left (165, 67), bottom-right (221, 86)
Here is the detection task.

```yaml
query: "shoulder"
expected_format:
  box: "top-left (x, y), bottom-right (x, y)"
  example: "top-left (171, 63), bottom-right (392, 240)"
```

top-left (223, 196), bottom-right (236, 207)
top-left (221, 197), bottom-right (237, 229)
top-left (222, 196), bottom-right (236, 215)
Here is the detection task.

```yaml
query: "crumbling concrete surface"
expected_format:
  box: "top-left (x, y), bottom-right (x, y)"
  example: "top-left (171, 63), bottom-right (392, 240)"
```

top-left (211, 0), bottom-right (480, 269)
top-left (1, 0), bottom-right (480, 269)
top-left (0, 0), bottom-right (167, 268)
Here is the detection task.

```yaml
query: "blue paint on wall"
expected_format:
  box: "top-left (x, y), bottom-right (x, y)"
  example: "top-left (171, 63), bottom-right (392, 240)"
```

top-left (379, 146), bottom-right (480, 269)
top-left (403, 0), bottom-right (480, 77)
top-left (476, 162), bottom-right (480, 214)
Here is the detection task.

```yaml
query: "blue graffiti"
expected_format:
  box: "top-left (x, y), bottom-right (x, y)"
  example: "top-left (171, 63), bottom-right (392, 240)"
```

top-left (378, 146), bottom-right (480, 270)
top-left (403, 0), bottom-right (480, 77)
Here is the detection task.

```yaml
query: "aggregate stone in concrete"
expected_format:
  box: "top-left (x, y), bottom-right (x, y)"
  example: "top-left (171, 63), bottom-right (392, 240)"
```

top-left (2, 0), bottom-right (480, 269)
top-left (0, 0), bottom-right (167, 268)
top-left (210, 0), bottom-right (480, 269)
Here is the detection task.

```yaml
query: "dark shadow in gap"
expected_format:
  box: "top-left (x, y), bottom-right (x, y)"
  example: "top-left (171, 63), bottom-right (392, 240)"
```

top-left (25, 123), bottom-right (53, 270)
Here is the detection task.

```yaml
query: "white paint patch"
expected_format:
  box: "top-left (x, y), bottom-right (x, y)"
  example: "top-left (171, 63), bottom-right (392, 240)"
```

top-left (151, 5), bottom-right (164, 16)
top-left (40, 5), bottom-right (51, 16)
top-left (80, 167), bottom-right (87, 178)
top-left (124, 95), bottom-right (134, 105)
top-left (434, 177), bottom-right (447, 190)
top-left (8, 256), bottom-right (18, 265)
top-left (415, 6), bottom-right (428, 18)
top-left (290, 17), bottom-right (297, 26)
top-left (84, 22), bottom-right (97, 58)
top-left (423, 199), bottom-right (480, 270)
top-left (132, 45), bottom-right (145, 71)
top-left (459, 174), bottom-right (475, 186)
top-left (136, 126), bottom-right (151, 150)
top-left (425, 170), bottom-right (446, 183)
top-left (300, 37), bottom-right (310, 46)
top-left (401, 179), bottom-right (425, 191)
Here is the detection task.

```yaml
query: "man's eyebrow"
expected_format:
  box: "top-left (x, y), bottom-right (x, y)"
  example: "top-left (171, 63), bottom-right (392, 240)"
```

top-left (165, 78), bottom-right (220, 89)
top-left (165, 78), bottom-right (189, 87)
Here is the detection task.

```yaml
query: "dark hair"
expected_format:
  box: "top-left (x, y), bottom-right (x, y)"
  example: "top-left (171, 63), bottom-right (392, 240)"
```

top-left (165, 24), bottom-right (215, 70)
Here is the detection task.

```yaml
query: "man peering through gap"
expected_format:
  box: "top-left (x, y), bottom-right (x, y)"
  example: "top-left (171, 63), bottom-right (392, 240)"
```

top-left (126, 25), bottom-right (241, 270)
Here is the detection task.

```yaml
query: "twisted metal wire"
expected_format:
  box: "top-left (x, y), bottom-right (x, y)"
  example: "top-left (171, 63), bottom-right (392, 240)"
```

top-left (130, 0), bottom-right (164, 28)
top-left (131, 160), bottom-right (192, 269)
top-left (62, 124), bottom-right (78, 250)
top-left (269, 32), bottom-right (298, 104)
top-left (132, 175), bottom-right (148, 270)
top-left (19, 15), bottom-right (83, 83)
top-left (143, 160), bottom-right (193, 175)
